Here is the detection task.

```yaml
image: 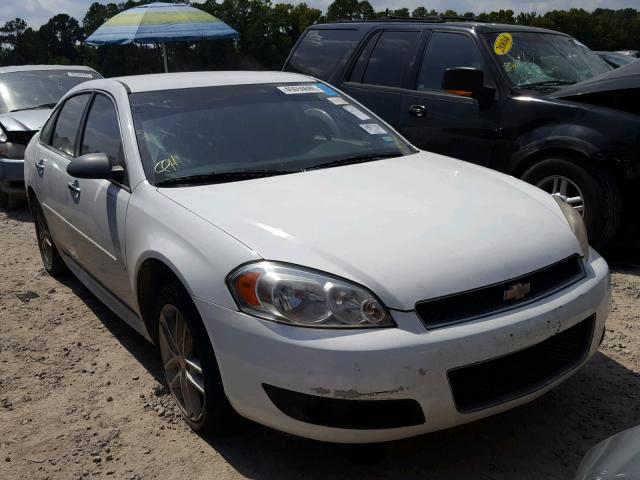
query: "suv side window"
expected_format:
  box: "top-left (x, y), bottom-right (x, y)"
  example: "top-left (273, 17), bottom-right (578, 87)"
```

top-left (80, 94), bottom-right (124, 169)
top-left (361, 31), bottom-right (421, 88)
top-left (285, 29), bottom-right (361, 80)
top-left (418, 32), bottom-right (486, 91)
top-left (50, 94), bottom-right (91, 156)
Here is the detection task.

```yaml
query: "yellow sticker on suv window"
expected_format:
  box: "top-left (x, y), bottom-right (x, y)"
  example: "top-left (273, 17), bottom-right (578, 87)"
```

top-left (494, 33), bottom-right (513, 56)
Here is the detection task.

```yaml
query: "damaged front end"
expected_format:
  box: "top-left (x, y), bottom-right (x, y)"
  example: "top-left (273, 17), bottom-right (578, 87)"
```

top-left (0, 111), bottom-right (47, 196)
top-left (553, 59), bottom-right (640, 115)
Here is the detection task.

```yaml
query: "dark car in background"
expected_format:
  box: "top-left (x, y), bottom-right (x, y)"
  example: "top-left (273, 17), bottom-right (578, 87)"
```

top-left (597, 51), bottom-right (637, 68)
top-left (284, 18), bottom-right (640, 248)
top-left (0, 65), bottom-right (101, 205)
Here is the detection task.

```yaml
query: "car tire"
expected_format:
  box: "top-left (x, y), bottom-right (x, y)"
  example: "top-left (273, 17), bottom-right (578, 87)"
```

top-left (33, 200), bottom-right (68, 276)
top-left (521, 156), bottom-right (621, 248)
top-left (154, 281), bottom-right (239, 436)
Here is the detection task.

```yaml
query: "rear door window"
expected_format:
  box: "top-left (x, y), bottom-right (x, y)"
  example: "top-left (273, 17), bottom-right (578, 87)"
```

top-left (418, 32), bottom-right (486, 91)
top-left (361, 31), bottom-right (421, 88)
top-left (49, 94), bottom-right (91, 156)
top-left (285, 29), bottom-right (361, 80)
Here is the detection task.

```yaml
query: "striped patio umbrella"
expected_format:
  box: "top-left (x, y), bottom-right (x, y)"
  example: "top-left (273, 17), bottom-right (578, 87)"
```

top-left (85, 2), bottom-right (239, 72)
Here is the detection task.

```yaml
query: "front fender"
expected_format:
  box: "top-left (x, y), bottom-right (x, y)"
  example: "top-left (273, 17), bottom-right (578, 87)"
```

top-left (125, 183), bottom-right (261, 314)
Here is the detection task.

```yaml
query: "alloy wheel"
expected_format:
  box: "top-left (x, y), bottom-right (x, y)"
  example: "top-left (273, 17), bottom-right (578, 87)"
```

top-left (158, 304), bottom-right (206, 422)
top-left (536, 175), bottom-right (585, 216)
top-left (36, 207), bottom-right (53, 269)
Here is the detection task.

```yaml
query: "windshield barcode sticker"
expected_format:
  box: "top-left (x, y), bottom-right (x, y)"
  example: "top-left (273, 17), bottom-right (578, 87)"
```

top-left (360, 123), bottom-right (387, 135)
top-left (343, 105), bottom-right (370, 120)
top-left (327, 97), bottom-right (348, 105)
top-left (67, 72), bottom-right (94, 78)
top-left (277, 85), bottom-right (324, 95)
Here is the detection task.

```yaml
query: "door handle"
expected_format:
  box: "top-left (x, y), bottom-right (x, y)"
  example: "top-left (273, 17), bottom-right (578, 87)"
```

top-left (35, 159), bottom-right (45, 173)
top-left (409, 104), bottom-right (427, 117)
top-left (67, 181), bottom-right (81, 195)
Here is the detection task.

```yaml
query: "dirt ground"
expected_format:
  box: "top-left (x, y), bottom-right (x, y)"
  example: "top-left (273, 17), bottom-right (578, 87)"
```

top-left (1, 204), bottom-right (639, 480)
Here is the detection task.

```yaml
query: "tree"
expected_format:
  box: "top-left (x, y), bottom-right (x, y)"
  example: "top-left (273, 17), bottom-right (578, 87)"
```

top-left (38, 14), bottom-right (83, 64)
top-left (327, 0), bottom-right (375, 21)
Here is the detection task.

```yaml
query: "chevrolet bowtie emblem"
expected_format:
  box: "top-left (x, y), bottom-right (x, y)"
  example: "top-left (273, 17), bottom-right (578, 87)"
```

top-left (503, 282), bottom-right (531, 301)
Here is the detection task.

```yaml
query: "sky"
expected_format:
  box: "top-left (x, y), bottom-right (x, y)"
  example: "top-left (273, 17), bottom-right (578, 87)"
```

top-left (1, 0), bottom-right (638, 27)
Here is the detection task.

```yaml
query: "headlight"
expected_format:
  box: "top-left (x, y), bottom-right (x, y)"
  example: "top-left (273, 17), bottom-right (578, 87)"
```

top-left (227, 262), bottom-right (394, 328)
top-left (553, 196), bottom-right (589, 259)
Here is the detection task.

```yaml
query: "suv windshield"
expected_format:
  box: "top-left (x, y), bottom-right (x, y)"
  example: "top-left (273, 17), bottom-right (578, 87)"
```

top-left (485, 32), bottom-right (611, 90)
top-left (0, 70), bottom-right (98, 113)
top-left (130, 83), bottom-right (415, 185)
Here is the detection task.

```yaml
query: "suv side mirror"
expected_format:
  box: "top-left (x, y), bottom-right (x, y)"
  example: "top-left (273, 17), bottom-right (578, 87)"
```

top-left (442, 68), bottom-right (495, 104)
top-left (67, 152), bottom-right (123, 181)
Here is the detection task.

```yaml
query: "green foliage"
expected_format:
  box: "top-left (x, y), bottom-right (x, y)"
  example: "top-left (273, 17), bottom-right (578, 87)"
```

top-left (0, 1), bottom-right (638, 75)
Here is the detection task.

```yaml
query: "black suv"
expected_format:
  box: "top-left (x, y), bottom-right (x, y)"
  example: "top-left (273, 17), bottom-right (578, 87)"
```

top-left (284, 18), bottom-right (640, 248)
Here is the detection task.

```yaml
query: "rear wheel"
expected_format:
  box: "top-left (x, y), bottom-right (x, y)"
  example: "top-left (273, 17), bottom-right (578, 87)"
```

top-left (155, 282), bottom-right (239, 435)
top-left (521, 156), bottom-right (621, 248)
top-left (33, 200), bottom-right (68, 276)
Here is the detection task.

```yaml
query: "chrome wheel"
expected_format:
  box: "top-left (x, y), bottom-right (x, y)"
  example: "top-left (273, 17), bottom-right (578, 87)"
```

top-left (36, 207), bottom-right (53, 269)
top-left (158, 304), bottom-right (206, 422)
top-left (536, 175), bottom-right (585, 216)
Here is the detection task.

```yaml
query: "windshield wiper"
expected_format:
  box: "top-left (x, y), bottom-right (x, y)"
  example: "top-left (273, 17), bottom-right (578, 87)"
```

top-left (10, 103), bottom-right (58, 112)
top-left (155, 169), bottom-right (297, 187)
top-left (304, 153), bottom-right (402, 171)
top-left (515, 80), bottom-right (577, 90)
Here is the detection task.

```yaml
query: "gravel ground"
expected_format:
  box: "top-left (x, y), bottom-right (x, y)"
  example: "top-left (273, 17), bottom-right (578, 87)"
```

top-left (1, 205), bottom-right (639, 480)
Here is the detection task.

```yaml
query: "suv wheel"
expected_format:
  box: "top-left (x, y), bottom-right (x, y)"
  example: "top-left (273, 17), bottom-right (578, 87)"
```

top-left (522, 156), bottom-right (621, 248)
top-left (33, 200), bottom-right (68, 276)
top-left (155, 282), bottom-right (239, 435)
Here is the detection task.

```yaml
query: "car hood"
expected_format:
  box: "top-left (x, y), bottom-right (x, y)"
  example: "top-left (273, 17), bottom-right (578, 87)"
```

top-left (0, 109), bottom-right (51, 132)
top-left (574, 425), bottom-right (640, 480)
top-left (159, 152), bottom-right (581, 310)
top-left (553, 59), bottom-right (640, 98)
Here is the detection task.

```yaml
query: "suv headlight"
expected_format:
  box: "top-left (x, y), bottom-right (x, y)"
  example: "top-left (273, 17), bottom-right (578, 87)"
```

top-left (227, 262), bottom-right (394, 328)
top-left (554, 196), bottom-right (590, 260)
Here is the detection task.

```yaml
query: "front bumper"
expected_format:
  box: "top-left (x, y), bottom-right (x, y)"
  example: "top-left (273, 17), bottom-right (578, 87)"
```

top-left (195, 251), bottom-right (610, 443)
top-left (0, 157), bottom-right (25, 195)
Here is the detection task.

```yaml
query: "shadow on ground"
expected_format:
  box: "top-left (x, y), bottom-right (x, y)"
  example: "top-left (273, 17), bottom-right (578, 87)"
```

top-left (0, 203), bottom-right (33, 223)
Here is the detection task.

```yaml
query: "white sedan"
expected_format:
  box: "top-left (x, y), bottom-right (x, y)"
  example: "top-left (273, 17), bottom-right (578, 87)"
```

top-left (24, 71), bottom-right (610, 443)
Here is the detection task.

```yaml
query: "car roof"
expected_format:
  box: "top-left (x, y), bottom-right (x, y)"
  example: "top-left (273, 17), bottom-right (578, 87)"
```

top-left (0, 65), bottom-right (98, 75)
top-left (315, 20), bottom-right (565, 36)
top-left (107, 71), bottom-right (315, 93)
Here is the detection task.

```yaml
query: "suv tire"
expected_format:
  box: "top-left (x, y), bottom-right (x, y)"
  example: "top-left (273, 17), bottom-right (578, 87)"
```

top-left (522, 156), bottom-right (621, 249)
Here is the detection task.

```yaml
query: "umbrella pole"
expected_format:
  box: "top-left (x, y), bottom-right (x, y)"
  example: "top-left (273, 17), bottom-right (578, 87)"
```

top-left (162, 42), bottom-right (168, 72)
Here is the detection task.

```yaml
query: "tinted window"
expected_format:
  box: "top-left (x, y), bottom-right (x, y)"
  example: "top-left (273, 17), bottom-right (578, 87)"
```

top-left (285, 29), bottom-right (361, 80)
top-left (50, 94), bottom-right (91, 156)
top-left (0, 70), bottom-right (99, 114)
top-left (418, 33), bottom-right (485, 91)
top-left (130, 83), bottom-right (415, 185)
top-left (81, 95), bottom-right (124, 167)
top-left (362, 31), bottom-right (420, 88)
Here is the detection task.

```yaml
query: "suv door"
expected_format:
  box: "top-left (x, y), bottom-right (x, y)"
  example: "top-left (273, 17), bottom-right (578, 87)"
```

top-left (340, 29), bottom-right (424, 125)
top-left (35, 93), bottom-right (92, 261)
top-left (397, 31), bottom-right (501, 166)
top-left (70, 93), bottom-right (134, 307)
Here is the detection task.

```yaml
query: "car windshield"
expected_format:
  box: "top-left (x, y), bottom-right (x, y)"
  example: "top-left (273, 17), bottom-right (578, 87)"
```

top-left (0, 70), bottom-right (98, 113)
top-left (130, 83), bottom-right (415, 185)
top-left (485, 32), bottom-right (611, 90)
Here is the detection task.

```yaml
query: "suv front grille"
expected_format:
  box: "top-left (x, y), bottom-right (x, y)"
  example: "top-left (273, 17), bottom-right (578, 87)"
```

top-left (415, 255), bottom-right (584, 329)
top-left (448, 315), bottom-right (594, 413)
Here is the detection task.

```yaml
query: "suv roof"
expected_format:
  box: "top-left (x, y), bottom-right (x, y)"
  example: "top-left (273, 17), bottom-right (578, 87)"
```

top-left (317, 19), bottom-right (564, 36)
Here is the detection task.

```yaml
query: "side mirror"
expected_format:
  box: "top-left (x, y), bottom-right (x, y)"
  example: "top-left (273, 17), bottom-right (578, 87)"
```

top-left (442, 67), bottom-right (495, 104)
top-left (67, 152), bottom-right (123, 181)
